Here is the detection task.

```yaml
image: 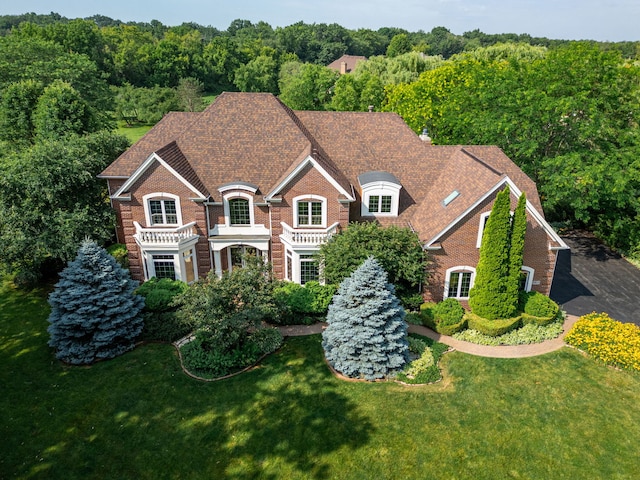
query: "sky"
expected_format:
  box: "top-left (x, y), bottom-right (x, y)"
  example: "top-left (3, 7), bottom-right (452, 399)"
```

top-left (4, 0), bottom-right (639, 42)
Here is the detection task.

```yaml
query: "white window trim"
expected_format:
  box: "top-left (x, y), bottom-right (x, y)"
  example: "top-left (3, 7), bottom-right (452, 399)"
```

top-left (181, 247), bottom-right (198, 284)
top-left (150, 253), bottom-right (177, 280)
top-left (284, 247), bottom-right (321, 284)
top-left (443, 266), bottom-right (476, 299)
top-left (293, 194), bottom-right (327, 228)
top-left (476, 210), bottom-right (515, 248)
top-left (521, 266), bottom-right (535, 292)
top-left (141, 242), bottom-right (199, 283)
top-left (223, 192), bottom-right (254, 227)
top-left (143, 192), bottom-right (183, 227)
top-left (361, 182), bottom-right (401, 217)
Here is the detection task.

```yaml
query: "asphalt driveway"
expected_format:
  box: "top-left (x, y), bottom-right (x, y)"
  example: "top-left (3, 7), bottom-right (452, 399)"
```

top-left (550, 231), bottom-right (640, 325)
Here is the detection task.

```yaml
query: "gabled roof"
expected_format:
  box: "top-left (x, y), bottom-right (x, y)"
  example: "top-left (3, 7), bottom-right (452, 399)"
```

top-left (99, 112), bottom-right (194, 178)
top-left (415, 147), bottom-right (567, 250)
top-left (101, 92), bottom-right (564, 249)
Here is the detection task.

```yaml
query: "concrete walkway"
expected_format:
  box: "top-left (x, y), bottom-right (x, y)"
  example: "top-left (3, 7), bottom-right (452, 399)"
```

top-left (277, 314), bottom-right (580, 359)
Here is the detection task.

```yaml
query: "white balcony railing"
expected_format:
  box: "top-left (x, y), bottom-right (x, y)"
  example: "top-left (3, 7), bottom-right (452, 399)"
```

top-left (280, 222), bottom-right (340, 246)
top-left (134, 221), bottom-right (198, 245)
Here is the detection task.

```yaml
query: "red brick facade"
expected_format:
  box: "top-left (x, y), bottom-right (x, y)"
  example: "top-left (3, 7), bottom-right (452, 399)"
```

top-left (100, 92), bottom-right (567, 300)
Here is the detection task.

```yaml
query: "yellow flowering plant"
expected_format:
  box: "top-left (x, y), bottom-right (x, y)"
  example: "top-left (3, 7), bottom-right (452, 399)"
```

top-left (565, 312), bottom-right (640, 371)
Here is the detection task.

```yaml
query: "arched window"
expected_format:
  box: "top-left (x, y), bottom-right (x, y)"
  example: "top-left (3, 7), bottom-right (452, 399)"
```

top-left (223, 192), bottom-right (254, 226)
top-left (293, 195), bottom-right (327, 228)
top-left (444, 266), bottom-right (476, 299)
top-left (143, 193), bottom-right (182, 226)
top-left (520, 266), bottom-right (535, 292)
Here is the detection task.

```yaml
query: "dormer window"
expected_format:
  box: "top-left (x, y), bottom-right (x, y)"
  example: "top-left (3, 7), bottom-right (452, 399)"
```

top-left (143, 193), bottom-right (182, 226)
top-left (368, 194), bottom-right (392, 214)
top-left (358, 171), bottom-right (402, 217)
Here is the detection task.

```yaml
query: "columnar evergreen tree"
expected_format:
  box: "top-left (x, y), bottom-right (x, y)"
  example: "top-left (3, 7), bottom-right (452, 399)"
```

top-left (47, 240), bottom-right (145, 365)
top-left (468, 186), bottom-right (515, 319)
top-left (322, 256), bottom-right (409, 381)
top-left (507, 193), bottom-right (528, 304)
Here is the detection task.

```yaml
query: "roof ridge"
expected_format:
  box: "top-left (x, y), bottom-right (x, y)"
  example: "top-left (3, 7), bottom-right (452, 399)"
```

top-left (460, 147), bottom-right (503, 176)
top-left (274, 97), bottom-right (351, 191)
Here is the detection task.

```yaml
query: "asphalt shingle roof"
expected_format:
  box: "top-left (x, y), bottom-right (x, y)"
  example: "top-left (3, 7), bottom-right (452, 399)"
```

top-left (100, 92), bottom-right (546, 243)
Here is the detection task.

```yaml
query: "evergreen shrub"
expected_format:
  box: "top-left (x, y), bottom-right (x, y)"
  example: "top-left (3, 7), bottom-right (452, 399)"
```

top-left (465, 312), bottom-right (521, 337)
top-left (398, 292), bottom-right (425, 311)
top-left (519, 291), bottom-right (560, 319)
top-left (420, 300), bottom-right (466, 335)
top-left (405, 312), bottom-right (424, 325)
top-left (419, 302), bottom-right (437, 326)
top-left (322, 257), bottom-right (409, 381)
top-left (408, 336), bottom-right (427, 354)
top-left (136, 277), bottom-right (191, 342)
top-left (47, 240), bottom-right (144, 365)
top-left (433, 298), bottom-right (465, 326)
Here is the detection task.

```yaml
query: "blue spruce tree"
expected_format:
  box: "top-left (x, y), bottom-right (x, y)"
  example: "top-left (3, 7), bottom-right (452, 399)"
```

top-left (47, 239), bottom-right (145, 365)
top-left (322, 256), bottom-right (409, 381)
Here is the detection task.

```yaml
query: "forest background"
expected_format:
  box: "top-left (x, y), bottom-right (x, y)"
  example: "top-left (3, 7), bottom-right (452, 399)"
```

top-left (0, 12), bottom-right (638, 283)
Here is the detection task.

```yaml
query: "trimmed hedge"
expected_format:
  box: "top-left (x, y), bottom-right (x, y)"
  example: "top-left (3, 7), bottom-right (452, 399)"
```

top-left (465, 312), bottom-right (521, 337)
top-left (519, 291), bottom-right (559, 318)
top-left (419, 300), bottom-right (467, 335)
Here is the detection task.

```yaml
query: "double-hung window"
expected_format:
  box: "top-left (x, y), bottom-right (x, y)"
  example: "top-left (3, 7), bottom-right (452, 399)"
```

top-left (297, 201), bottom-right (323, 226)
top-left (149, 199), bottom-right (178, 225)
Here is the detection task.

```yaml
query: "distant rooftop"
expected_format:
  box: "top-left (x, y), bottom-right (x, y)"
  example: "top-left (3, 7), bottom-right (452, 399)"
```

top-left (327, 55), bottom-right (367, 74)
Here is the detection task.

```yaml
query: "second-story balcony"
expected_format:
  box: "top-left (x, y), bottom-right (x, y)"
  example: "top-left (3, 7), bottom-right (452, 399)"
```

top-left (279, 222), bottom-right (340, 248)
top-left (133, 221), bottom-right (199, 248)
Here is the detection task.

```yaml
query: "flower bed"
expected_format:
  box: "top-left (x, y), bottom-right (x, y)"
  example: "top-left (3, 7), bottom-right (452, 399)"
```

top-left (565, 312), bottom-right (640, 372)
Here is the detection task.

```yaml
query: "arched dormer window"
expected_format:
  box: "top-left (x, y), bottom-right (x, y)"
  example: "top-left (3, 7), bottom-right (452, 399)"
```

top-left (358, 171), bottom-right (402, 217)
top-left (143, 193), bottom-right (182, 226)
top-left (293, 194), bottom-right (327, 228)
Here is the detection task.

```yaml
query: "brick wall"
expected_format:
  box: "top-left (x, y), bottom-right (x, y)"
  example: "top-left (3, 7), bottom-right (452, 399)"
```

top-left (423, 190), bottom-right (558, 303)
top-left (107, 162), bottom-right (210, 282)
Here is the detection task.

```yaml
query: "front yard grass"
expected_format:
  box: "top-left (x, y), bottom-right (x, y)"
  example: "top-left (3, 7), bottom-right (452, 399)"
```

top-left (3, 278), bottom-right (640, 479)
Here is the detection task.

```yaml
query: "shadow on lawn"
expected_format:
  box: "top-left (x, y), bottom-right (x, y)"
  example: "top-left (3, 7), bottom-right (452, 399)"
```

top-left (2, 279), bottom-right (373, 480)
top-left (181, 337), bottom-right (374, 479)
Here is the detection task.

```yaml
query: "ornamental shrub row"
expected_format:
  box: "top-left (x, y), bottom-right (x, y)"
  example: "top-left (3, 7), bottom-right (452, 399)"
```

top-left (135, 277), bottom-right (192, 342)
top-left (565, 312), bottom-right (640, 372)
top-left (419, 299), bottom-right (466, 335)
top-left (273, 281), bottom-right (337, 325)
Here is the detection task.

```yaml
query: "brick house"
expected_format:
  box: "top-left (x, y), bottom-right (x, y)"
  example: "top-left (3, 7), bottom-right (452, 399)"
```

top-left (99, 92), bottom-right (568, 303)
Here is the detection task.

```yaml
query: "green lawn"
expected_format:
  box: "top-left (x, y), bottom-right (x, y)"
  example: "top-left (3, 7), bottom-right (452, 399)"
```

top-left (3, 279), bottom-right (640, 479)
top-left (116, 122), bottom-right (153, 144)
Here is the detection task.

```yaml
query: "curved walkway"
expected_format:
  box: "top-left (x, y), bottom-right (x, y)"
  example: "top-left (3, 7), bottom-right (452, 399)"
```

top-left (277, 314), bottom-right (580, 359)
